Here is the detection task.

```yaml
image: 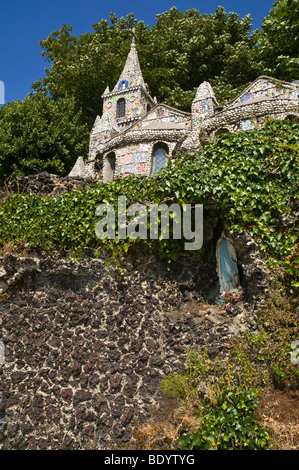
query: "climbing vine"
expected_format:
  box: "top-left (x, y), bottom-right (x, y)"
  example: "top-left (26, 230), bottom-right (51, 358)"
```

top-left (0, 120), bottom-right (298, 279)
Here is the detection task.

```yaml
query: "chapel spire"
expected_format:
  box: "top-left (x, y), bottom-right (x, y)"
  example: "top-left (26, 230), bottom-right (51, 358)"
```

top-left (111, 28), bottom-right (145, 92)
top-left (98, 28), bottom-right (155, 133)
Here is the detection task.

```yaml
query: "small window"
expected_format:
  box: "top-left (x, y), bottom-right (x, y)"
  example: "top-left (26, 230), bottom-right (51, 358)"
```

top-left (151, 144), bottom-right (168, 174)
top-left (118, 80), bottom-right (128, 91)
top-left (117, 98), bottom-right (126, 118)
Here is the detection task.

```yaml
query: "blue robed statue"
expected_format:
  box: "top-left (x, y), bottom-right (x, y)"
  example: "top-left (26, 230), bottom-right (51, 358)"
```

top-left (216, 233), bottom-right (240, 294)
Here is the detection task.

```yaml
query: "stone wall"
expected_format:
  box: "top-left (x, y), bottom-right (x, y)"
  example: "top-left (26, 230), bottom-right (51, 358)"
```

top-left (201, 97), bottom-right (299, 135)
top-left (0, 230), bottom-right (269, 450)
top-left (0, 173), bottom-right (95, 199)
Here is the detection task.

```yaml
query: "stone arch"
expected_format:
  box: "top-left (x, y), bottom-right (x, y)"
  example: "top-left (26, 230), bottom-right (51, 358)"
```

top-left (103, 152), bottom-right (116, 182)
top-left (151, 142), bottom-right (169, 175)
top-left (285, 114), bottom-right (299, 124)
top-left (215, 127), bottom-right (230, 137)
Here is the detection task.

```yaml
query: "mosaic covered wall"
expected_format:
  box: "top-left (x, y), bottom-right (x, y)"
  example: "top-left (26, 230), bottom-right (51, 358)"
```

top-left (89, 86), bottom-right (154, 161)
top-left (84, 160), bottom-right (96, 178)
top-left (233, 77), bottom-right (298, 105)
top-left (192, 98), bottom-right (214, 130)
top-left (89, 131), bottom-right (113, 160)
top-left (190, 77), bottom-right (299, 140)
top-left (231, 114), bottom-right (281, 132)
top-left (191, 77), bottom-right (299, 134)
top-left (115, 143), bottom-right (150, 176)
top-left (103, 88), bottom-right (147, 123)
top-left (112, 141), bottom-right (177, 178)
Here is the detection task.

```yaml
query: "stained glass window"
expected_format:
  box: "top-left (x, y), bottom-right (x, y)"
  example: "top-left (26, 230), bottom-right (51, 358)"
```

top-left (117, 98), bottom-right (126, 118)
top-left (152, 146), bottom-right (168, 174)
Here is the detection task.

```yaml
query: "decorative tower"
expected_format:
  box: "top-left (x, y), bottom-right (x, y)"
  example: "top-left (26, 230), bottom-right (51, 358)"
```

top-left (102, 29), bottom-right (155, 129)
top-left (88, 111), bottom-right (120, 160)
top-left (191, 81), bottom-right (218, 130)
top-left (89, 29), bottom-right (155, 159)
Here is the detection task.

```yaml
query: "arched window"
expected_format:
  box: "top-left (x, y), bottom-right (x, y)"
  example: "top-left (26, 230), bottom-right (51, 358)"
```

top-left (103, 152), bottom-right (116, 182)
top-left (117, 98), bottom-right (126, 118)
top-left (151, 143), bottom-right (168, 174)
top-left (118, 80), bottom-right (129, 91)
top-left (146, 104), bottom-right (151, 113)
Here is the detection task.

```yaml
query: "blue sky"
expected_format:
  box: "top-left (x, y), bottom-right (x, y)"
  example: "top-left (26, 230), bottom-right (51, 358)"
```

top-left (0, 0), bottom-right (275, 105)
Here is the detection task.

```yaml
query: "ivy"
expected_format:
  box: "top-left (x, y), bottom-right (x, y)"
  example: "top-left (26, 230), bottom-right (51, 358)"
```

top-left (178, 387), bottom-right (272, 450)
top-left (0, 120), bottom-right (298, 279)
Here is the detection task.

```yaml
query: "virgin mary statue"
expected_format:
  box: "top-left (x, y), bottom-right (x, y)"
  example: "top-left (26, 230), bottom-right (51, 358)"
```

top-left (216, 233), bottom-right (240, 294)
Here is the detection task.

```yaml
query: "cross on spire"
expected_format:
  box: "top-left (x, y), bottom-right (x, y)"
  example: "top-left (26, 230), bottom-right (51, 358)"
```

top-left (109, 24), bottom-right (150, 94)
top-left (130, 27), bottom-right (136, 45)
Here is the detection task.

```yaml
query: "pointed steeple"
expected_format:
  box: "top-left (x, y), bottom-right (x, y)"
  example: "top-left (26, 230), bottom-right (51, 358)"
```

top-left (112, 30), bottom-right (145, 92)
top-left (93, 28), bottom-right (155, 147)
top-left (194, 81), bottom-right (218, 103)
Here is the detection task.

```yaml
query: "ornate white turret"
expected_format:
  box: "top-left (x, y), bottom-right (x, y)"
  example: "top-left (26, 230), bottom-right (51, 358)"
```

top-left (192, 81), bottom-right (218, 130)
top-left (194, 81), bottom-right (217, 102)
top-left (100, 30), bottom-right (155, 126)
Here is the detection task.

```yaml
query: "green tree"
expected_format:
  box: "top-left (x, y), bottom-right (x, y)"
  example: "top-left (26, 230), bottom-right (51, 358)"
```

top-left (34, 7), bottom-right (261, 122)
top-left (146, 7), bottom-right (261, 108)
top-left (34, 16), bottom-right (148, 127)
top-left (259, 0), bottom-right (299, 81)
top-left (0, 92), bottom-right (89, 181)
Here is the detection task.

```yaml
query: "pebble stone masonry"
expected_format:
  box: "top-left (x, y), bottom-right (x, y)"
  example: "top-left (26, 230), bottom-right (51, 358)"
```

top-left (0, 229), bottom-right (270, 449)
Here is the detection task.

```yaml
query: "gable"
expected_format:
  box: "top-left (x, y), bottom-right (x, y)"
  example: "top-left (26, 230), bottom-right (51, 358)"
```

top-left (129, 104), bottom-right (191, 131)
top-left (225, 76), bottom-right (298, 109)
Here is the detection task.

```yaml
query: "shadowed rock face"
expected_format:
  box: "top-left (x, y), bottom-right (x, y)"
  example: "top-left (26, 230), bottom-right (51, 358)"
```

top-left (0, 172), bottom-right (95, 199)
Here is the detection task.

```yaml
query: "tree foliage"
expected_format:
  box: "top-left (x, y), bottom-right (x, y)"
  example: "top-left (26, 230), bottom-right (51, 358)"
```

top-left (34, 6), bottom-right (262, 125)
top-left (147, 7), bottom-right (261, 108)
top-left (259, 0), bottom-right (299, 81)
top-left (0, 93), bottom-right (89, 180)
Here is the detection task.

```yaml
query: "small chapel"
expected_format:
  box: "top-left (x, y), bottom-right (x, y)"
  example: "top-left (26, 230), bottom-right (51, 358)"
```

top-left (69, 32), bottom-right (299, 181)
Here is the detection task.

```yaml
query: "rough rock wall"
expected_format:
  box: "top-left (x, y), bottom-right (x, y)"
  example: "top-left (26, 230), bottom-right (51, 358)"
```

top-left (0, 233), bottom-right (268, 450)
top-left (0, 173), bottom-right (95, 199)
